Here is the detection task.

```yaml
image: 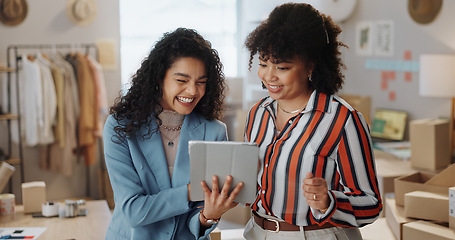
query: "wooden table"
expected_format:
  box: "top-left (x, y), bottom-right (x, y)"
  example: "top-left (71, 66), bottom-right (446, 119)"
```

top-left (0, 200), bottom-right (112, 239)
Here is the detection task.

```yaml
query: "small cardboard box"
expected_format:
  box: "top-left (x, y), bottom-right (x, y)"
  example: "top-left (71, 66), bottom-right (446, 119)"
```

top-left (340, 94), bottom-right (371, 124)
top-left (394, 164), bottom-right (455, 206)
top-left (209, 227), bottom-right (221, 240)
top-left (21, 181), bottom-right (46, 213)
top-left (374, 154), bottom-right (414, 217)
top-left (404, 191), bottom-right (449, 222)
top-left (385, 198), bottom-right (414, 240)
top-left (410, 119), bottom-right (450, 171)
top-left (221, 205), bottom-right (251, 226)
top-left (375, 154), bottom-right (414, 195)
top-left (450, 187), bottom-right (455, 230)
top-left (234, 110), bottom-right (249, 142)
top-left (403, 220), bottom-right (455, 240)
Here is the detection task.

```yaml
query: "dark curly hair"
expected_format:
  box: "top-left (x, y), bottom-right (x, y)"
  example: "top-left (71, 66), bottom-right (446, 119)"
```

top-left (245, 3), bottom-right (347, 95)
top-left (110, 28), bottom-right (226, 140)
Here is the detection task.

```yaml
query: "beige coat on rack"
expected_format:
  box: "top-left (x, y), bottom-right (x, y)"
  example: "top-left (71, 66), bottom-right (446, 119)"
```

top-left (75, 52), bottom-right (98, 166)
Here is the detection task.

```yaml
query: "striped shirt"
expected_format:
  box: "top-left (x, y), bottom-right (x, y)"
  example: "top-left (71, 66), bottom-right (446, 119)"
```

top-left (244, 91), bottom-right (382, 227)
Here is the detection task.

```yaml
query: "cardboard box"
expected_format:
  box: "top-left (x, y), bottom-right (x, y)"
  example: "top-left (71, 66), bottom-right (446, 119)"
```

top-left (404, 191), bottom-right (449, 222)
top-left (234, 110), bottom-right (249, 142)
top-left (359, 218), bottom-right (396, 240)
top-left (221, 205), bottom-right (251, 226)
top-left (403, 220), bottom-right (455, 240)
top-left (410, 119), bottom-right (450, 171)
top-left (425, 164), bottom-right (455, 187)
top-left (340, 94), bottom-right (371, 124)
top-left (375, 154), bottom-right (414, 196)
top-left (374, 154), bottom-right (414, 217)
top-left (21, 181), bottom-right (46, 213)
top-left (209, 227), bottom-right (221, 240)
top-left (450, 187), bottom-right (455, 230)
top-left (385, 198), bottom-right (414, 240)
top-left (394, 164), bottom-right (455, 206)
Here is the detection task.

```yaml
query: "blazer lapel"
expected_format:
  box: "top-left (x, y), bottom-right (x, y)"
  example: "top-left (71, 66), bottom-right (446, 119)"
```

top-left (172, 113), bottom-right (205, 187)
top-left (137, 118), bottom-right (171, 190)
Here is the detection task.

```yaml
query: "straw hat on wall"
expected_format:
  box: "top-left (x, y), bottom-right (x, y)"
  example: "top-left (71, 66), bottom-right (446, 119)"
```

top-left (408, 0), bottom-right (443, 24)
top-left (0, 0), bottom-right (28, 26)
top-left (66, 0), bottom-right (97, 26)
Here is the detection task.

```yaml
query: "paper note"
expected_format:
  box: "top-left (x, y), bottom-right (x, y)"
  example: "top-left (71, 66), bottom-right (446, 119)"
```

top-left (403, 50), bottom-right (412, 60)
top-left (404, 72), bottom-right (412, 82)
top-left (388, 91), bottom-right (396, 101)
top-left (381, 78), bottom-right (388, 90)
top-left (0, 227), bottom-right (46, 239)
top-left (96, 39), bottom-right (117, 70)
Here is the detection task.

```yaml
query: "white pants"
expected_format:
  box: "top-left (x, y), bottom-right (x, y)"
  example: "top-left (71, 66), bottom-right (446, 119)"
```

top-left (243, 218), bottom-right (363, 240)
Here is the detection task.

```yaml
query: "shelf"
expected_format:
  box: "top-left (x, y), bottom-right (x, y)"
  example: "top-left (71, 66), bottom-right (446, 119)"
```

top-left (0, 66), bottom-right (15, 72)
top-left (2, 158), bottom-right (21, 165)
top-left (0, 114), bottom-right (18, 120)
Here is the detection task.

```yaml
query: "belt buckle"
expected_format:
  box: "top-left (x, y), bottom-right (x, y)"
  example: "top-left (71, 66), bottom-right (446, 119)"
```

top-left (265, 218), bottom-right (280, 233)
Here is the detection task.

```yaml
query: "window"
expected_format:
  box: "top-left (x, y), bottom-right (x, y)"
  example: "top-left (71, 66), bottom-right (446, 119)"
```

top-left (119, 0), bottom-right (238, 90)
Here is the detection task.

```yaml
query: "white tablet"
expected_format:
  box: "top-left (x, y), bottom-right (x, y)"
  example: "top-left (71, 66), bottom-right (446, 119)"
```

top-left (189, 140), bottom-right (259, 204)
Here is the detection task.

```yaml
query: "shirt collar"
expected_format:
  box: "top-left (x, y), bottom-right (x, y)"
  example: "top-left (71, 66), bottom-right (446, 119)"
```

top-left (259, 90), bottom-right (333, 114)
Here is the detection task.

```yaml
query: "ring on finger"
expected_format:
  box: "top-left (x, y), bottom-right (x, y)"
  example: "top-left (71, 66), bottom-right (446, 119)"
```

top-left (228, 196), bottom-right (235, 201)
top-left (313, 194), bottom-right (317, 201)
top-left (221, 194), bottom-right (228, 198)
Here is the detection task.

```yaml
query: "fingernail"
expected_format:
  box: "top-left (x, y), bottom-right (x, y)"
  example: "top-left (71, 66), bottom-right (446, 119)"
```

top-left (212, 175), bottom-right (217, 180)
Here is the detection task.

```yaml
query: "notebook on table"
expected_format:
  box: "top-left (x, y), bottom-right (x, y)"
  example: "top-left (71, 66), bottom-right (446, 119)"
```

top-left (371, 109), bottom-right (410, 160)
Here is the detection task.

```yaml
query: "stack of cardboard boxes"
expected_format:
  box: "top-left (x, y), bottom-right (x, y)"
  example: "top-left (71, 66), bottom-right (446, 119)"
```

top-left (384, 119), bottom-right (455, 240)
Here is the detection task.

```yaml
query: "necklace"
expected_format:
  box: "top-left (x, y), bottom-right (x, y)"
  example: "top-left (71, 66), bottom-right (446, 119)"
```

top-left (278, 103), bottom-right (306, 114)
top-left (160, 131), bottom-right (181, 147)
top-left (157, 120), bottom-right (183, 131)
top-left (160, 124), bottom-right (182, 131)
top-left (158, 122), bottom-right (182, 147)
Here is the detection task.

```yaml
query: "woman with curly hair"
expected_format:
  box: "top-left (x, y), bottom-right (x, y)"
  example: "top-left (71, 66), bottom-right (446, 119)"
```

top-left (103, 28), bottom-right (243, 240)
top-left (242, 3), bottom-right (382, 239)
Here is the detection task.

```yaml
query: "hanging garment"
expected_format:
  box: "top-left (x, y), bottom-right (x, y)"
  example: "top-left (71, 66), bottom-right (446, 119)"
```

top-left (12, 55), bottom-right (43, 146)
top-left (49, 60), bottom-right (66, 147)
top-left (36, 53), bottom-right (57, 145)
top-left (75, 52), bottom-right (97, 166)
top-left (41, 53), bottom-right (79, 176)
top-left (86, 54), bottom-right (108, 138)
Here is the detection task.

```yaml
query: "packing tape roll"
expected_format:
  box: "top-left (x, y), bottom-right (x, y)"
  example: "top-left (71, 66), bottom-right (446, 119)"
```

top-left (42, 201), bottom-right (59, 217)
top-left (0, 193), bottom-right (15, 215)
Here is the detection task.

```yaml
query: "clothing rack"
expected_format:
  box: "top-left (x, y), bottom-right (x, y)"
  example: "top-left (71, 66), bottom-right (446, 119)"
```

top-left (6, 43), bottom-right (100, 198)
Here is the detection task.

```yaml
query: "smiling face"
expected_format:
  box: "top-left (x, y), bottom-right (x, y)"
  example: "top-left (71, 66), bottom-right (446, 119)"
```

top-left (258, 55), bottom-right (313, 107)
top-left (160, 57), bottom-right (208, 115)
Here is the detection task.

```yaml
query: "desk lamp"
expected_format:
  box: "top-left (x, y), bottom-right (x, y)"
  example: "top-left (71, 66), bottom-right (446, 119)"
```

top-left (419, 54), bottom-right (455, 157)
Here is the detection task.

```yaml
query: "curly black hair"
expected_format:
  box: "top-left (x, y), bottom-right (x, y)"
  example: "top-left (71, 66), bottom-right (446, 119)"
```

top-left (110, 28), bottom-right (226, 140)
top-left (245, 3), bottom-right (347, 95)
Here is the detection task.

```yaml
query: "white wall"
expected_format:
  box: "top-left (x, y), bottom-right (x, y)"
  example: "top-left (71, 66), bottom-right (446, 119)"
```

top-left (0, 0), bottom-right (121, 203)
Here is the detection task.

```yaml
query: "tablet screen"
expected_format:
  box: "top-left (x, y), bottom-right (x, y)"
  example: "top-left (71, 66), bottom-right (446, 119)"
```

top-left (189, 141), bottom-right (259, 204)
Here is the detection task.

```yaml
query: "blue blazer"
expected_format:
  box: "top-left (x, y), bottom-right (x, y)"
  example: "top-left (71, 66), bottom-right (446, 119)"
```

top-left (103, 112), bottom-right (227, 240)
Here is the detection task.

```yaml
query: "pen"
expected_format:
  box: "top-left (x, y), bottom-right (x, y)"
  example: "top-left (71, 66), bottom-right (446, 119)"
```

top-left (0, 236), bottom-right (34, 239)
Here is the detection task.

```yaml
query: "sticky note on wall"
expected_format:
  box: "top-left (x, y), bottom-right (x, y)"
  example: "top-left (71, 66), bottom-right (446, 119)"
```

top-left (96, 39), bottom-right (117, 70)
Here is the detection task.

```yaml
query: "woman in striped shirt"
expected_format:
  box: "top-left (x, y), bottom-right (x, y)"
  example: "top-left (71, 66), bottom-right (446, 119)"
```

top-left (242, 3), bottom-right (382, 240)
